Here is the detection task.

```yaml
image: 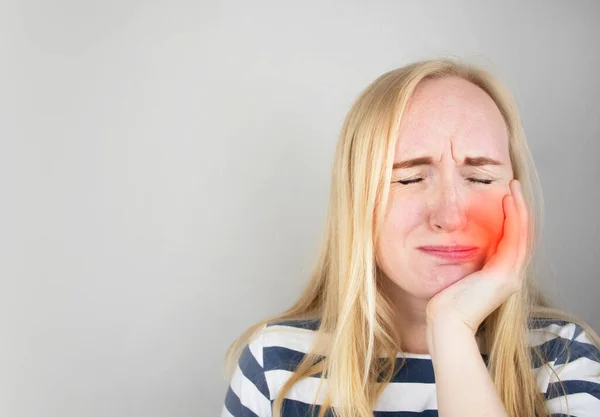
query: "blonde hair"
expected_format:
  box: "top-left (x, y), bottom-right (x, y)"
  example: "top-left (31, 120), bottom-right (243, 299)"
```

top-left (223, 58), bottom-right (600, 417)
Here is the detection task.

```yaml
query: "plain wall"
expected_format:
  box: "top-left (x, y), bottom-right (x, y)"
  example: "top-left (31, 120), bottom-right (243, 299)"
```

top-left (1, 1), bottom-right (599, 416)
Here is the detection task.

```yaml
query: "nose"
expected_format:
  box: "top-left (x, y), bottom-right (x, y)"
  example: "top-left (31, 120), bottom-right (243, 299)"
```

top-left (429, 183), bottom-right (468, 232)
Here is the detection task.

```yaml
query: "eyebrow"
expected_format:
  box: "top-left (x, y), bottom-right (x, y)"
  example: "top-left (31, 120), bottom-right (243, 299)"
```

top-left (392, 156), bottom-right (503, 169)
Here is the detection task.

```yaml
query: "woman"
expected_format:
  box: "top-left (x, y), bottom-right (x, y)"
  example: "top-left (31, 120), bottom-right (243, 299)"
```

top-left (220, 59), bottom-right (600, 417)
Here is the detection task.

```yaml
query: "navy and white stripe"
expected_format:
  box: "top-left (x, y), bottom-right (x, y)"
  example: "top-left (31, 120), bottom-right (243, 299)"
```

top-left (528, 319), bottom-right (600, 416)
top-left (222, 318), bottom-right (600, 416)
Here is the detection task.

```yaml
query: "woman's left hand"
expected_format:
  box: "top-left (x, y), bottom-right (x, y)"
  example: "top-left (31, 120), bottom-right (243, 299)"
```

top-left (425, 179), bottom-right (529, 335)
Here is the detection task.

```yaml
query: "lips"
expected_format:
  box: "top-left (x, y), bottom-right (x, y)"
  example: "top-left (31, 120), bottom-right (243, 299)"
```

top-left (418, 245), bottom-right (478, 252)
top-left (418, 245), bottom-right (479, 261)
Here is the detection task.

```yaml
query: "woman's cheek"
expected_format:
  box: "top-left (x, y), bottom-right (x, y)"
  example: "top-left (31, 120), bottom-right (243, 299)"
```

top-left (468, 194), bottom-right (506, 260)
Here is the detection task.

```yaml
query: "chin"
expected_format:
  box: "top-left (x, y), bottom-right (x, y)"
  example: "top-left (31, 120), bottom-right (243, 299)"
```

top-left (422, 265), bottom-right (471, 293)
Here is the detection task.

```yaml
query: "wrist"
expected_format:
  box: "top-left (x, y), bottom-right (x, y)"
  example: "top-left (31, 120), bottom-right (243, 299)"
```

top-left (426, 309), bottom-right (478, 336)
top-left (426, 316), bottom-right (478, 359)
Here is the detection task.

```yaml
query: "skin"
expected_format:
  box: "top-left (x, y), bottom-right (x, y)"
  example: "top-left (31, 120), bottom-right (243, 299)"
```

top-left (427, 178), bottom-right (527, 417)
top-left (375, 76), bottom-right (516, 353)
top-left (375, 76), bottom-right (529, 416)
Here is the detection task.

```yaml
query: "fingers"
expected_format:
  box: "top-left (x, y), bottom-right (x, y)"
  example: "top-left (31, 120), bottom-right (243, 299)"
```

top-left (487, 179), bottom-right (527, 274)
top-left (496, 193), bottom-right (519, 268)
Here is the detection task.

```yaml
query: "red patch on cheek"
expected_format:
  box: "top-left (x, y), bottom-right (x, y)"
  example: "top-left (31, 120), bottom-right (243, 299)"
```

top-left (468, 199), bottom-right (505, 252)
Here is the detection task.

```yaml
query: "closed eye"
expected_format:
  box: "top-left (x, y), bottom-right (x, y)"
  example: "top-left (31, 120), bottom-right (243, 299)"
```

top-left (397, 178), bottom-right (424, 185)
top-left (470, 178), bottom-right (493, 185)
top-left (397, 178), bottom-right (494, 185)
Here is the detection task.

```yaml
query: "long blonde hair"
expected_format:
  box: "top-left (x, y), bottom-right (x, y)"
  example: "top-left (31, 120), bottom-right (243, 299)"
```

top-left (223, 58), bottom-right (600, 417)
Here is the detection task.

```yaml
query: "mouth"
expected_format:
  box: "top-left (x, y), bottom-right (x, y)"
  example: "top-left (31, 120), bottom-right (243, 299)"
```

top-left (417, 246), bottom-right (479, 262)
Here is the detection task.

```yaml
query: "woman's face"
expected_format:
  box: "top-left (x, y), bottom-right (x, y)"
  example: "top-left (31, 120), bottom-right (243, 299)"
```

top-left (375, 76), bottom-right (515, 301)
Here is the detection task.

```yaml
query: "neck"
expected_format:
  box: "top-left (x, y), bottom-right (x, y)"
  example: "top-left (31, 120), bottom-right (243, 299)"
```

top-left (383, 277), bottom-right (430, 354)
top-left (382, 277), bottom-right (486, 356)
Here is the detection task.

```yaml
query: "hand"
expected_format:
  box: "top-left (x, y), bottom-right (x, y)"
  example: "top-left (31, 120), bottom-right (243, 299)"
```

top-left (425, 179), bottom-right (529, 335)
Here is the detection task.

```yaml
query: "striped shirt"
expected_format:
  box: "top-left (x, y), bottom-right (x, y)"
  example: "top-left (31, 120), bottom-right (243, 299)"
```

top-left (222, 318), bottom-right (600, 416)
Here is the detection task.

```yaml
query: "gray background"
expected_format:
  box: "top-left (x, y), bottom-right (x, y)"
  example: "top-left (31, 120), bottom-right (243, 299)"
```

top-left (1, 1), bottom-right (599, 416)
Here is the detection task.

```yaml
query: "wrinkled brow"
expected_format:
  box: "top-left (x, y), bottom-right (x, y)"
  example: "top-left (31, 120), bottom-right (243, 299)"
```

top-left (392, 156), bottom-right (503, 169)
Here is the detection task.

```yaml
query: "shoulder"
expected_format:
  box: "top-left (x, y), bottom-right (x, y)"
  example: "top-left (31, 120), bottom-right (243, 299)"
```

top-left (231, 318), bottom-right (322, 380)
top-left (223, 323), bottom-right (272, 417)
top-left (257, 318), bottom-right (324, 402)
top-left (262, 318), bottom-right (322, 371)
top-left (527, 318), bottom-right (600, 415)
top-left (223, 319), bottom-right (321, 417)
top-left (528, 318), bottom-right (599, 366)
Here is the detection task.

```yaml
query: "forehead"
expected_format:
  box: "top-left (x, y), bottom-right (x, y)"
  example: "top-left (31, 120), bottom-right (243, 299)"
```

top-left (395, 76), bottom-right (510, 162)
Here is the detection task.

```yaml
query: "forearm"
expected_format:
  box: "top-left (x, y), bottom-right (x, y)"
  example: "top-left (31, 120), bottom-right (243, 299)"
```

top-left (427, 319), bottom-right (509, 417)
